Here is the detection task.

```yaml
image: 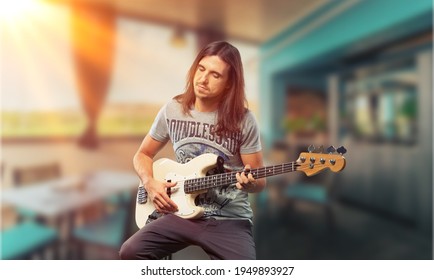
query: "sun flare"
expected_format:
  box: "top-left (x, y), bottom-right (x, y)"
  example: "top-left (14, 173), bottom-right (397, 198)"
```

top-left (0, 0), bottom-right (39, 21)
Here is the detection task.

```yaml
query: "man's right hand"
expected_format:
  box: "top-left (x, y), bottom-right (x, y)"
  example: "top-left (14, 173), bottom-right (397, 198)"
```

top-left (145, 179), bottom-right (179, 213)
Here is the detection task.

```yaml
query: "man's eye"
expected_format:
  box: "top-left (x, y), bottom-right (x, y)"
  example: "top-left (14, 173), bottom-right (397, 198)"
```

top-left (213, 74), bottom-right (220, 79)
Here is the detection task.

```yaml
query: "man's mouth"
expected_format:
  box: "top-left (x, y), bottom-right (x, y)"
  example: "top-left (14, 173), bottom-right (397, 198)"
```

top-left (196, 84), bottom-right (208, 91)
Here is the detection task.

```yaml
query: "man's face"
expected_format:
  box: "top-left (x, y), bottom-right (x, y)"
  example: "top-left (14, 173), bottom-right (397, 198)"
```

top-left (193, 55), bottom-right (230, 103)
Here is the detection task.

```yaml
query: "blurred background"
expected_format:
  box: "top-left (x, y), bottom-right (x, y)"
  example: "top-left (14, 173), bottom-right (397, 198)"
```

top-left (1, 0), bottom-right (432, 260)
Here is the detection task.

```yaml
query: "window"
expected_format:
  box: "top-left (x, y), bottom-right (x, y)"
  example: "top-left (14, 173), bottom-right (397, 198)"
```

top-left (341, 58), bottom-right (417, 144)
top-left (1, 3), bottom-right (197, 139)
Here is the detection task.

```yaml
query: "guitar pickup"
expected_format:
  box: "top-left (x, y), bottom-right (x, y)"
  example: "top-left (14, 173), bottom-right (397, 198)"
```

top-left (137, 185), bottom-right (148, 204)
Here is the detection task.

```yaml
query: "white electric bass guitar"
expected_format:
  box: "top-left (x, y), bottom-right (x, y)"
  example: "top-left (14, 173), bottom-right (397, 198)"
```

top-left (135, 146), bottom-right (347, 229)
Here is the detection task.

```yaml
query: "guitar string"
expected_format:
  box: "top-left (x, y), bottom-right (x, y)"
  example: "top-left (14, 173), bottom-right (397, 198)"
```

top-left (184, 161), bottom-right (343, 184)
top-left (180, 159), bottom-right (344, 193)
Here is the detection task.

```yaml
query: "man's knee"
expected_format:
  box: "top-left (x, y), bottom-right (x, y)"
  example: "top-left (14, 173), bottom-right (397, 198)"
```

top-left (119, 240), bottom-right (159, 260)
top-left (119, 241), bottom-right (137, 260)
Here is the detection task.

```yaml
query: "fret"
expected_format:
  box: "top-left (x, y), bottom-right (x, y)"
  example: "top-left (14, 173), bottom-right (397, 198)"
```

top-left (184, 161), bottom-right (298, 193)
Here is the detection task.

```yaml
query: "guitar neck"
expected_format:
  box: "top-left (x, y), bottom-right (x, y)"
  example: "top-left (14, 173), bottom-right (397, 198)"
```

top-left (184, 161), bottom-right (298, 193)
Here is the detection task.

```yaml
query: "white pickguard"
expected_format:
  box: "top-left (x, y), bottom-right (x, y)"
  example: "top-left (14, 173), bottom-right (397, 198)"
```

top-left (135, 153), bottom-right (219, 229)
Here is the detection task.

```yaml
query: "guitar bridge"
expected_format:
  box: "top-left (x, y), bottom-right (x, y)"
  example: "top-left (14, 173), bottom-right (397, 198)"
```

top-left (137, 185), bottom-right (148, 204)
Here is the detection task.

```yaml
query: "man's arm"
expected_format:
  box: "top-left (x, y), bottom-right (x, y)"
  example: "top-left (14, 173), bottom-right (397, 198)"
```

top-left (133, 134), bottom-right (178, 213)
top-left (235, 151), bottom-right (266, 193)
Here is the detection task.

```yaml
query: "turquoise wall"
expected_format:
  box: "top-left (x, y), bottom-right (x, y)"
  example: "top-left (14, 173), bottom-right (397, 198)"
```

top-left (259, 0), bottom-right (432, 145)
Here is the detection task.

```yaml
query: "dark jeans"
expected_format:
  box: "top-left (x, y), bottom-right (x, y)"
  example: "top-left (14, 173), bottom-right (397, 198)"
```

top-left (119, 214), bottom-right (256, 260)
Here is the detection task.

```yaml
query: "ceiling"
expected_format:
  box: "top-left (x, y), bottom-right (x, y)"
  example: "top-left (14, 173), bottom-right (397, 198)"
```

top-left (46, 0), bottom-right (328, 44)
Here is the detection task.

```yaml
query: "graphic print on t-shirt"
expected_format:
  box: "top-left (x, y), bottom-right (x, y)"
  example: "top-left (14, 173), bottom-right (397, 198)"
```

top-left (167, 119), bottom-right (242, 156)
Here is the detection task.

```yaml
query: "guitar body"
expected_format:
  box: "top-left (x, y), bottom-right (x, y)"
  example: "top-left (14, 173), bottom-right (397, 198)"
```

top-left (135, 153), bottom-right (219, 229)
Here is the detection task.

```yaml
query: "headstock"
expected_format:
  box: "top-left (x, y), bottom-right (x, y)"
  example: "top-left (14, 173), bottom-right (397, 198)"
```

top-left (296, 145), bottom-right (347, 176)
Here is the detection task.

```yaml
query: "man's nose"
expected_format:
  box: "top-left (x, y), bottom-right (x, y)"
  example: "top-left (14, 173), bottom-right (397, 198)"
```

top-left (198, 74), bottom-right (208, 84)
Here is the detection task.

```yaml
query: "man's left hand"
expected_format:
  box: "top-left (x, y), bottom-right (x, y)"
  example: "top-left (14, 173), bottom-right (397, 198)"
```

top-left (235, 164), bottom-right (257, 192)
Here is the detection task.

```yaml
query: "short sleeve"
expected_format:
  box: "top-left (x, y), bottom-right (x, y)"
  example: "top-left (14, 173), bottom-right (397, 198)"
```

top-left (149, 103), bottom-right (170, 143)
top-left (240, 111), bottom-right (262, 154)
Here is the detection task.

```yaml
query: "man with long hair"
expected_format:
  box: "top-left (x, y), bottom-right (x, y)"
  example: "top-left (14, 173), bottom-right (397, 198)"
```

top-left (120, 41), bottom-right (266, 260)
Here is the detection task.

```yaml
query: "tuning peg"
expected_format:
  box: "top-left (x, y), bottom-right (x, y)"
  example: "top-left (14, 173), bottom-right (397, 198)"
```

top-left (326, 145), bottom-right (336, 154)
top-left (337, 146), bottom-right (347, 155)
top-left (308, 144), bottom-right (315, 153)
top-left (318, 145), bottom-right (324, 153)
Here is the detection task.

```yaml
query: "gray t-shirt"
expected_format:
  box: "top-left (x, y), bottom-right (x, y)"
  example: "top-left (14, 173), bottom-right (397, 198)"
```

top-left (149, 99), bottom-right (262, 222)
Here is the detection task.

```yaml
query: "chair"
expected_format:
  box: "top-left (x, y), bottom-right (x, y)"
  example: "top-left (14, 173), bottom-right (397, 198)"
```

top-left (103, 190), bottom-right (132, 213)
top-left (78, 178), bottom-right (132, 224)
top-left (12, 162), bottom-right (62, 222)
top-left (261, 140), bottom-right (337, 232)
top-left (285, 171), bottom-right (336, 232)
top-left (1, 220), bottom-right (58, 260)
top-left (13, 162), bottom-right (61, 186)
top-left (71, 190), bottom-right (135, 259)
top-left (2, 162), bottom-right (62, 259)
top-left (1, 205), bottom-right (17, 230)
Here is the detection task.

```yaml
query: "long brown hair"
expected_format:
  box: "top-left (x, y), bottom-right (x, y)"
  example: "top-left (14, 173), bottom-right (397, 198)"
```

top-left (174, 41), bottom-right (248, 135)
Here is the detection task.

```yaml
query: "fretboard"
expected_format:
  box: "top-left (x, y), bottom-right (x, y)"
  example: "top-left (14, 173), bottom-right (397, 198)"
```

top-left (184, 161), bottom-right (299, 193)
